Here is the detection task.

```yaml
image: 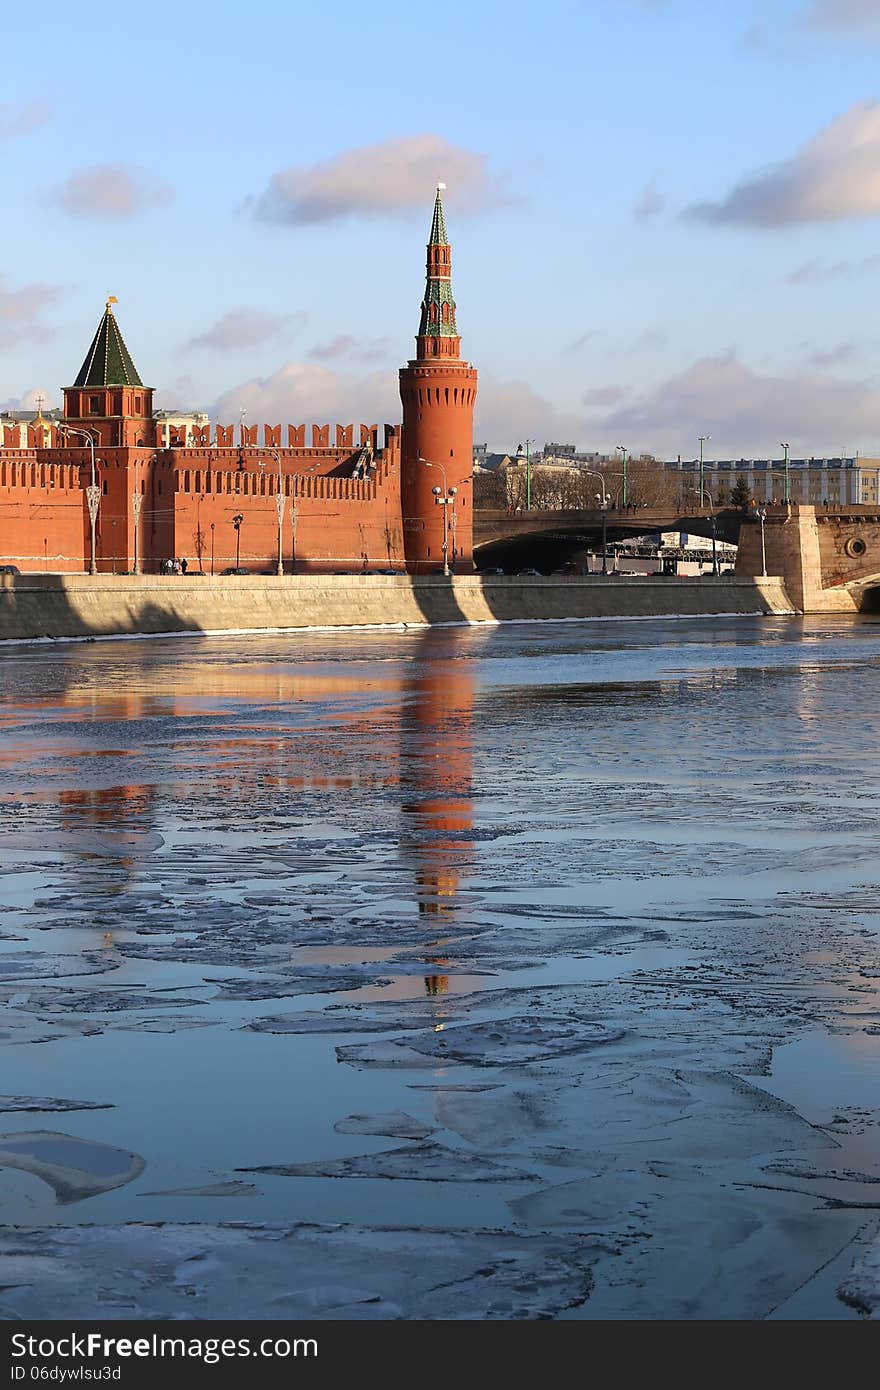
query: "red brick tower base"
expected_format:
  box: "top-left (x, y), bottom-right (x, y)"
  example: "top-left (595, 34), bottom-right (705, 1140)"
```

top-left (400, 187), bottom-right (477, 574)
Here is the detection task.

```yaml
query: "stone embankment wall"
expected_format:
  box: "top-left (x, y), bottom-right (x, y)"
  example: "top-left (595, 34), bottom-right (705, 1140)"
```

top-left (0, 573), bottom-right (795, 643)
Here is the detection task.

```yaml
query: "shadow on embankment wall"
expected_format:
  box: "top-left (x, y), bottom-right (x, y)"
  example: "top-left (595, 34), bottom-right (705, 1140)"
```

top-left (0, 571), bottom-right (796, 645)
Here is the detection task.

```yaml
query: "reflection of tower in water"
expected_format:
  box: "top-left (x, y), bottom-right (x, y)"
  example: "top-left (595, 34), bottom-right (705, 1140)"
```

top-left (399, 634), bottom-right (474, 996)
top-left (58, 782), bottom-right (159, 941)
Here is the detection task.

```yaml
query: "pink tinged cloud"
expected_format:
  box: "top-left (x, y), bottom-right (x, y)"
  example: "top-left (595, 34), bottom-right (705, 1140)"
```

top-left (0, 101), bottom-right (50, 138)
top-left (308, 335), bottom-right (391, 362)
top-left (0, 280), bottom-right (65, 348)
top-left (803, 0), bottom-right (880, 31)
top-left (54, 164), bottom-right (173, 219)
top-left (211, 362), bottom-right (401, 428)
top-left (586, 351), bottom-right (880, 456)
top-left (254, 134), bottom-right (515, 224)
top-left (187, 310), bottom-right (303, 352)
top-left (688, 101), bottom-right (880, 227)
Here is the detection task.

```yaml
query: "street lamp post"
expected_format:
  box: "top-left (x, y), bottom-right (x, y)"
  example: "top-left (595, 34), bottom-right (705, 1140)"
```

top-left (756, 506), bottom-right (767, 576)
top-left (59, 424), bottom-right (99, 574)
top-left (132, 491), bottom-right (142, 574)
top-left (516, 440), bottom-right (534, 510)
top-left (420, 456), bottom-right (457, 576)
top-left (210, 523), bottom-right (215, 576)
top-left (232, 512), bottom-right (244, 569)
top-left (781, 441), bottom-right (790, 506)
top-left (580, 471), bottom-right (610, 574)
top-left (698, 435), bottom-right (711, 507)
top-left (617, 445), bottom-right (628, 507)
top-left (259, 450), bottom-right (286, 575)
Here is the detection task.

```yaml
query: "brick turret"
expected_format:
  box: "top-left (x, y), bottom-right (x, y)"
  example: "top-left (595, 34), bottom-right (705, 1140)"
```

top-left (400, 186), bottom-right (477, 573)
top-left (62, 298), bottom-right (155, 447)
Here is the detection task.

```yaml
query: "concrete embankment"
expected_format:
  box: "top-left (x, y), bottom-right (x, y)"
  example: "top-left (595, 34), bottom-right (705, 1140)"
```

top-left (0, 572), bottom-right (795, 643)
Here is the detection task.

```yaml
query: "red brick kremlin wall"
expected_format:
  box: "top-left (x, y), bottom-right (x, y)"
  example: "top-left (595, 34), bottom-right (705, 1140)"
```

top-left (0, 426), bottom-right (405, 573)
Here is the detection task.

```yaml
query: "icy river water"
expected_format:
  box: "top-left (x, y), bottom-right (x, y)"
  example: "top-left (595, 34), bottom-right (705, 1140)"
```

top-left (1, 614), bottom-right (880, 1320)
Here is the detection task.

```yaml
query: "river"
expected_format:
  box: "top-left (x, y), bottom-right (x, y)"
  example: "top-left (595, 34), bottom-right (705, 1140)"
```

top-left (1, 614), bottom-right (879, 1318)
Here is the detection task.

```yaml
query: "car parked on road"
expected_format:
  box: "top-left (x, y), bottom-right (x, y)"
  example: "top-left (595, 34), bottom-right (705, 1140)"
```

top-left (517, 567), bottom-right (543, 576)
top-left (221, 566), bottom-right (250, 575)
top-left (480, 567), bottom-right (505, 576)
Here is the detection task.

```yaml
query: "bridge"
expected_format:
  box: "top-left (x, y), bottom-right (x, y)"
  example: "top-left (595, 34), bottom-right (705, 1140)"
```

top-left (473, 505), bottom-right (742, 571)
top-left (474, 503), bottom-right (880, 611)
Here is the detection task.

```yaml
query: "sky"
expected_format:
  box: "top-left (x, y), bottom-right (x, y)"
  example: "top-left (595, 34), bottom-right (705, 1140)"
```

top-left (6, 0), bottom-right (880, 458)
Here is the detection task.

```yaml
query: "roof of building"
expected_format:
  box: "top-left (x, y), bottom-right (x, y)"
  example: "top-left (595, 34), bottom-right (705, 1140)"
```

top-left (429, 185), bottom-right (448, 245)
top-left (72, 300), bottom-right (144, 389)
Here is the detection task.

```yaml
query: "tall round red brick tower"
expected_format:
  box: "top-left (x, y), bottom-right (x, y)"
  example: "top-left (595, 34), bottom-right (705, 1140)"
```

top-left (400, 186), bottom-right (477, 574)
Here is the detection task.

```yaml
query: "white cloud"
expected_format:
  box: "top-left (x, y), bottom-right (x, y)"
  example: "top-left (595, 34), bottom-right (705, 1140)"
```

top-left (211, 361), bottom-right (400, 427)
top-left (187, 310), bottom-right (303, 352)
top-left (688, 101), bottom-right (880, 227)
top-left (54, 164), bottom-right (173, 219)
top-left (0, 280), bottom-right (64, 348)
top-left (1, 386), bottom-right (58, 412)
top-left (253, 134), bottom-right (514, 225)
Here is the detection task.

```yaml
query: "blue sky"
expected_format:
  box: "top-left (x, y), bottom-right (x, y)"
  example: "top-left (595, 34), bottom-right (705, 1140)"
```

top-left (5, 0), bottom-right (880, 456)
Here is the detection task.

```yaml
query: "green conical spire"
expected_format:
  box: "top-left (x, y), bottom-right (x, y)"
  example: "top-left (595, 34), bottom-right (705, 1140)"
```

top-left (72, 299), bottom-right (143, 389)
top-left (418, 186), bottom-right (458, 343)
top-left (429, 183), bottom-right (448, 245)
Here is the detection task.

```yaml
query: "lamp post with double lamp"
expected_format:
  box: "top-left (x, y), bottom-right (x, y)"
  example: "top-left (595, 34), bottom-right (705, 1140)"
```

top-left (59, 424), bottom-right (99, 574)
top-left (781, 441), bottom-right (791, 506)
top-left (419, 456), bottom-right (456, 576)
top-left (616, 445), bottom-right (628, 507)
top-left (581, 471), bottom-right (610, 574)
top-left (232, 513), bottom-right (244, 569)
top-left (210, 522), bottom-right (215, 576)
top-left (259, 450), bottom-right (286, 575)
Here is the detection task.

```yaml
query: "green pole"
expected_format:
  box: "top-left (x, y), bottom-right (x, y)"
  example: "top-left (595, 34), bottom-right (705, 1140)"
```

top-left (623, 449), bottom-right (628, 508)
top-left (526, 439), bottom-right (531, 510)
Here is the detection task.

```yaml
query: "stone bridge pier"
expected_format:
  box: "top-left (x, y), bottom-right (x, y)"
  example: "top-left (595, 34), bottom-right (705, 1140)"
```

top-left (735, 504), bottom-right (880, 613)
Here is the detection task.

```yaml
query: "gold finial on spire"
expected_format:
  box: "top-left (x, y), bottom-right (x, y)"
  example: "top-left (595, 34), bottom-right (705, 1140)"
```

top-left (106, 295), bottom-right (118, 313)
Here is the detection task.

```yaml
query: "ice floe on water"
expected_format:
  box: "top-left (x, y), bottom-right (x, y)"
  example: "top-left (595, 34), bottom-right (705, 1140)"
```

top-left (0, 1223), bottom-right (604, 1320)
top-left (0, 953), bottom-right (118, 982)
top-left (338, 1017), bottom-right (626, 1069)
top-left (240, 1141), bottom-right (532, 1183)
top-left (0, 1095), bottom-right (112, 1113)
top-left (0, 1132), bottom-right (144, 1204)
top-left (333, 1111), bottom-right (436, 1140)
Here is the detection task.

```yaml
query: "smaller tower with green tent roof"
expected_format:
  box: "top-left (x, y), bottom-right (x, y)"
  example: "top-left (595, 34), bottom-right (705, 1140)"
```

top-left (63, 298), bottom-right (155, 447)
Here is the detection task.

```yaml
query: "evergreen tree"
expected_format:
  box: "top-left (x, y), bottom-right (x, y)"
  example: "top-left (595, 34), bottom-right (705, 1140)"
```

top-left (730, 476), bottom-right (752, 509)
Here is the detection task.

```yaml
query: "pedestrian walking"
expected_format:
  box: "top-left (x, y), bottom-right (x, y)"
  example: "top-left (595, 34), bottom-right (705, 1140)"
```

top-left (180, 558), bottom-right (188, 574)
